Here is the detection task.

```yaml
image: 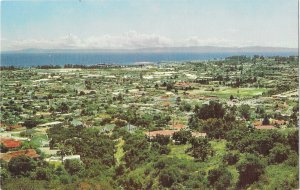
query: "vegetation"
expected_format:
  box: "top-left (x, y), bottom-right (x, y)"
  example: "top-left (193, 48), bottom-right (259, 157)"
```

top-left (0, 55), bottom-right (298, 189)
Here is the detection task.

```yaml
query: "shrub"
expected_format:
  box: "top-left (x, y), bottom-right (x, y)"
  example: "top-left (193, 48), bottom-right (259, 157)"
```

top-left (151, 142), bottom-right (171, 156)
top-left (64, 159), bottom-right (84, 176)
top-left (151, 134), bottom-right (170, 145)
top-left (237, 154), bottom-right (265, 188)
top-left (208, 166), bottom-right (232, 190)
top-left (223, 152), bottom-right (239, 165)
top-left (32, 167), bottom-right (53, 181)
top-left (8, 155), bottom-right (37, 176)
top-left (172, 130), bottom-right (192, 144)
top-left (284, 151), bottom-right (299, 167)
top-left (159, 168), bottom-right (180, 188)
top-left (268, 143), bottom-right (291, 164)
top-left (23, 119), bottom-right (39, 129)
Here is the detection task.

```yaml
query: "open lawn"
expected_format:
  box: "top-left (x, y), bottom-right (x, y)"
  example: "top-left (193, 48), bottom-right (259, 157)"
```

top-left (115, 138), bottom-right (125, 166)
top-left (161, 140), bottom-right (240, 187)
top-left (189, 87), bottom-right (269, 99)
top-left (167, 144), bottom-right (193, 160)
top-left (265, 163), bottom-right (298, 189)
top-left (277, 128), bottom-right (298, 136)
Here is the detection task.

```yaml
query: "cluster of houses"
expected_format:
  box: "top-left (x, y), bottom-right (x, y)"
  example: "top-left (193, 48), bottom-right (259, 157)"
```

top-left (0, 57), bottom-right (298, 164)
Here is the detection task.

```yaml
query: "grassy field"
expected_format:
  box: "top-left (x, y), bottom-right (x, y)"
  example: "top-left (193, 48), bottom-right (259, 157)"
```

top-left (167, 144), bottom-right (193, 160)
top-left (277, 128), bottom-right (298, 136)
top-left (264, 163), bottom-right (298, 189)
top-left (115, 138), bottom-right (125, 166)
top-left (48, 161), bottom-right (62, 168)
top-left (168, 140), bottom-right (240, 186)
top-left (168, 140), bottom-right (232, 169)
top-left (190, 87), bottom-right (268, 99)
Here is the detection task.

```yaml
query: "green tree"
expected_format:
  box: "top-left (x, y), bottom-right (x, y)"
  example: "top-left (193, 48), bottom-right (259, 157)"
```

top-left (151, 134), bottom-right (170, 146)
top-left (0, 160), bottom-right (9, 184)
top-left (8, 155), bottom-right (37, 176)
top-left (172, 130), bottom-right (192, 144)
top-left (166, 83), bottom-right (173, 91)
top-left (179, 101), bottom-right (192, 112)
top-left (159, 168), bottom-right (180, 188)
top-left (284, 151), bottom-right (299, 167)
top-left (287, 130), bottom-right (299, 153)
top-left (123, 134), bottom-right (150, 169)
top-left (262, 116), bottom-right (270, 125)
top-left (208, 166), bottom-right (232, 190)
top-left (64, 159), bottom-right (84, 176)
top-left (237, 154), bottom-right (265, 188)
top-left (239, 104), bottom-right (251, 120)
top-left (176, 96), bottom-right (181, 105)
top-left (268, 143), bottom-right (291, 164)
top-left (151, 142), bottom-right (171, 155)
top-left (223, 152), bottom-right (239, 165)
top-left (23, 119), bottom-right (39, 129)
top-left (194, 101), bottom-right (225, 120)
top-left (189, 137), bottom-right (213, 161)
top-left (33, 167), bottom-right (53, 181)
top-left (290, 104), bottom-right (299, 127)
top-left (0, 143), bottom-right (9, 153)
top-left (115, 119), bottom-right (127, 128)
top-left (59, 102), bottom-right (69, 113)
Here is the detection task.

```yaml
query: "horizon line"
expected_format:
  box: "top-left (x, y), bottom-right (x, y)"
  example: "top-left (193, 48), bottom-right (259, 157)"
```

top-left (1, 45), bottom-right (298, 53)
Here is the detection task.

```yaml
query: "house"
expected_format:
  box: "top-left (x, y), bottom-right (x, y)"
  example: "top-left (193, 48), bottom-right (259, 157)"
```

top-left (125, 124), bottom-right (137, 133)
top-left (145, 129), bottom-right (207, 139)
top-left (6, 125), bottom-right (23, 131)
top-left (171, 123), bottom-right (186, 130)
top-left (252, 120), bottom-right (262, 127)
top-left (272, 94), bottom-right (288, 100)
top-left (191, 132), bottom-right (207, 138)
top-left (62, 155), bottom-right (81, 162)
top-left (0, 149), bottom-right (39, 162)
top-left (145, 130), bottom-right (178, 139)
top-left (1, 139), bottom-right (22, 149)
top-left (174, 82), bottom-right (191, 90)
top-left (272, 119), bottom-right (287, 126)
top-left (38, 121), bottom-right (63, 128)
top-left (255, 125), bottom-right (277, 130)
top-left (44, 156), bottom-right (61, 163)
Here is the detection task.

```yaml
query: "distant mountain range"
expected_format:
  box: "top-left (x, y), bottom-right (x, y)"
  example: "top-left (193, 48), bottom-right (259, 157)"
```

top-left (3, 46), bottom-right (298, 54)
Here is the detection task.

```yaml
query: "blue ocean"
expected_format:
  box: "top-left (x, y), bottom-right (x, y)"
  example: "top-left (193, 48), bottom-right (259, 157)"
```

top-left (0, 52), bottom-right (297, 67)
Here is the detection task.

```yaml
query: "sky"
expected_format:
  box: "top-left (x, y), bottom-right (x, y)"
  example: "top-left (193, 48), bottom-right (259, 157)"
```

top-left (1, 0), bottom-right (298, 51)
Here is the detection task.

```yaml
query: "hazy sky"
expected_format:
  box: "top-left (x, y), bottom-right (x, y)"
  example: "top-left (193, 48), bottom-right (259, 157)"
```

top-left (1, 0), bottom-right (298, 50)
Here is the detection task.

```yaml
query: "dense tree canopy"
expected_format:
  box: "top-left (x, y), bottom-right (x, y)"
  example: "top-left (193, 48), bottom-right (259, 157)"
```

top-left (208, 166), bottom-right (232, 190)
top-left (194, 101), bottom-right (225, 120)
top-left (188, 137), bottom-right (214, 161)
top-left (237, 154), bottom-right (266, 188)
top-left (8, 155), bottom-right (37, 176)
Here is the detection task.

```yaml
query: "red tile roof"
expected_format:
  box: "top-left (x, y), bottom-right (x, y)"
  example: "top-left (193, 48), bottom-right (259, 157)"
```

top-left (145, 129), bottom-right (207, 138)
top-left (272, 120), bottom-right (286, 125)
top-left (1, 139), bottom-right (22, 148)
top-left (146, 130), bottom-right (177, 137)
top-left (255, 125), bottom-right (276, 130)
top-left (172, 123), bottom-right (186, 130)
top-left (0, 149), bottom-right (39, 162)
top-left (175, 82), bottom-right (191, 87)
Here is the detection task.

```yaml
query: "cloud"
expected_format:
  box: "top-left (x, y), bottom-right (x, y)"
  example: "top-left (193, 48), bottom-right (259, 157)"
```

top-left (182, 36), bottom-right (235, 47)
top-left (0, 31), bottom-right (269, 51)
top-left (2, 31), bottom-right (175, 50)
